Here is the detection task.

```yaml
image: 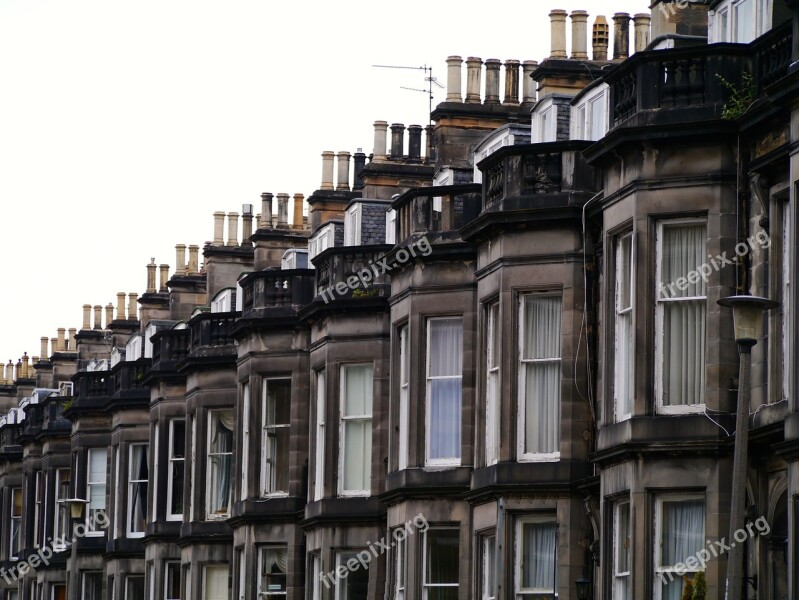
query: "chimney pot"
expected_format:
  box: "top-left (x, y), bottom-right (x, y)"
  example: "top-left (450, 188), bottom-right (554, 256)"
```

top-left (260, 193), bottom-right (274, 229)
top-left (570, 10), bottom-right (590, 59)
top-left (503, 59), bottom-right (521, 105)
top-left (390, 123), bottom-right (406, 158)
top-left (40, 337), bottom-right (48, 359)
top-left (353, 151), bottom-right (366, 190)
top-left (159, 264), bottom-right (169, 291)
top-left (593, 16), bottom-right (610, 61)
top-left (465, 57), bottom-right (483, 103)
top-left (424, 125), bottom-right (436, 162)
top-left (146, 258), bottom-right (157, 293)
top-left (634, 13), bottom-right (651, 53)
top-left (372, 121), bottom-right (388, 160)
top-left (82, 304), bottom-right (92, 330)
top-left (293, 194), bottom-right (305, 229)
top-left (241, 209), bottom-right (254, 243)
top-left (276, 194), bottom-right (290, 228)
top-left (57, 328), bottom-right (66, 352)
top-left (50, 338), bottom-right (57, 356)
top-left (445, 55), bottom-right (463, 102)
top-left (68, 328), bottom-right (77, 352)
top-left (407, 125), bottom-right (423, 161)
top-left (336, 152), bottom-right (352, 191)
top-left (321, 151), bottom-right (335, 190)
top-left (226, 212), bottom-right (239, 246)
top-left (175, 244), bottom-right (187, 275)
top-left (105, 303), bottom-right (114, 327)
top-left (127, 294), bottom-right (138, 322)
top-left (522, 61), bottom-right (539, 107)
top-left (613, 13), bottom-right (631, 60)
top-left (188, 245), bottom-right (199, 274)
top-left (212, 212), bottom-right (225, 246)
top-left (116, 293), bottom-right (126, 320)
top-left (549, 9), bottom-right (568, 58)
top-left (93, 305), bottom-right (102, 329)
top-left (483, 59), bottom-right (502, 105)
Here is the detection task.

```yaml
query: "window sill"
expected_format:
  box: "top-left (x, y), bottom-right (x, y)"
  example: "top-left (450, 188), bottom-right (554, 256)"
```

top-left (656, 404), bottom-right (706, 415)
top-left (518, 452), bottom-right (561, 463)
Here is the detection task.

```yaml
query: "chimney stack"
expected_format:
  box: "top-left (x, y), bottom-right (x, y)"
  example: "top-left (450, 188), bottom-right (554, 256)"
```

top-left (634, 13), bottom-right (651, 52)
top-left (276, 194), bottom-right (290, 228)
top-left (503, 60), bottom-right (520, 105)
top-left (128, 294), bottom-right (138, 321)
top-left (40, 337), bottom-right (48, 359)
top-left (593, 16), bottom-right (610, 60)
top-left (465, 57), bottom-right (483, 103)
top-left (159, 264), bottom-right (169, 291)
top-left (146, 258), bottom-right (157, 293)
top-left (69, 328), bottom-right (77, 352)
top-left (4, 360), bottom-right (12, 383)
top-left (82, 304), bottom-right (92, 330)
top-left (226, 212), bottom-right (239, 246)
top-left (484, 59), bottom-right (501, 105)
top-left (50, 338), bottom-right (57, 356)
top-left (353, 150), bottom-right (366, 190)
top-left (390, 124), bottom-right (405, 158)
top-left (15, 360), bottom-right (21, 381)
top-left (321, 151), bottom-right (335, 190)
top-left (408, 125), bottom-right (423, 161)
top-left (116, 293), bottom-right (126, 320)
top-left (213, 212), bottom-right (225, 246)
top-left (522, 61), bottom-right (538, 107)
top-left (260, 193), bottom-right (273, 228)
top-left (175, 244), bottom-right (187, 275)
top-left (571, 10), bottom-right (589, 59)
top-left (21, 353), bottom-right (29, 378)
top-left (188, 245), bottom-right (199, 274)
top-left (293, 194), bottom-right (304, 229)
top-left (336, 152), bottom-right (351, 191)
top-left (57, 328), bottom-right (66, 352)
top-left (372, 121), bottom-right (388, 160)
top-left (549, 10), bottom-right (568, 58)
top-left (613, 13), bottom-right (631, 60)
top-left (93, 305), bottom-right (102, 329)
top-left (445, 56), bottom-right (463, 102)
top-left (424, 125), bottom-right (435, 162)
top-left (105, 304), bottom-right (114, 327)
top-left (241, 204), bottom-right (254, 242)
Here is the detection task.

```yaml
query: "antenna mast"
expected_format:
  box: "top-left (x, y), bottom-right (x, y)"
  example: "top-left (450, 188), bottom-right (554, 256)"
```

top-left (371, 64), bottom-right (443, 126)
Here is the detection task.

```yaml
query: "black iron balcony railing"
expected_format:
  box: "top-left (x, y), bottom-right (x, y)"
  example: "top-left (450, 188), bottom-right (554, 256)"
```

top-left (188, 311), bottom-right (239, 350)
top-left (151, 328), bottom-right (190, 370)
top-left (479, 141), bottom-right (597, 213)
top-left (240, 269), bottom-right (315, 315)
top-left (392, 184), bottom-right (481, 241)
top-left (607, 21), bottom-right (792, 128)
top-left (314, 246), bottom-right (393, 300)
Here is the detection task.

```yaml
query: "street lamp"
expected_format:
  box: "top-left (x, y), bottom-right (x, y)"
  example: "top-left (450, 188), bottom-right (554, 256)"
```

top-left (575, 575), bottom-right (592, 600)
top-left (62, 498), bottom-right (88, 520)
top-left (717, 294), bottom-right (778, 600)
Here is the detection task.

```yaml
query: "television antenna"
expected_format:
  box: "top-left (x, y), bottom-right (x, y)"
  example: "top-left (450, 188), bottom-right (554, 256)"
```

top-left (372, 64), bottom-right (443, 126)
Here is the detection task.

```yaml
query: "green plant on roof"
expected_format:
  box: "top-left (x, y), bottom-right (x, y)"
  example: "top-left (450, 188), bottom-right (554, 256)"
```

top-left (717, 72), bottom-right (755, 120)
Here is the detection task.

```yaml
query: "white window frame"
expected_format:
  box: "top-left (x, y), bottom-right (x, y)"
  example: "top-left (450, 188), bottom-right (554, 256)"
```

top-left (152, 423), bottom-right (160, 521)
top-left (338, 364), bottom-right (373, 497)
top-left (309, 554), bottom-right (321, 600)
top-left (167, 419), bottom-right (185, 521)
top-left (334, 551), bottom-right (369, 600)
top-left (394, 533), bottom-right (407, 600)
top-left (344, 204), bottom-right (362, 246)
top-left (486, 302), bottom-right (500, 466)
top-left (614, 233), bottom-right (634, 422)
top-left (81, 571), bottom-right (103, 600)
top-left (241, 383), bottom-right (250, 502)
top-left (398, 325), bottom-right (410, 471)
top-left (710, 0), bottom-right (771, 42)
top-left (517, 294), bottom-right (562, 462)
top-left (127, 443), bottom-right (148, 538)
top-left (589, 93), bottom-right (608, 140)
top-left (654, 219), bottom-right (707, 414)
top-left (165, 561), bottom-right (181, 600)
top-left (190, 416), bottom-right (197, 521)
top-left (781, 199), bottom-right (792, 403)
top-left (535, 104), bottom-right (557, 144)
top-left (422, 527), bottom-right (460, 600)
top-left (257, 546), bottom-right (288, 597)
top-left (54, 467), bottom-right (70, 551)
top-left (124, 576), bottom-right (144, 600)
top-left (86, 448), bottom-right (108, 536)
top-left (653, 495), bottom-right (705, 600)
top-left (33, 470), bottom-right (42, 548)
top-left (612, 501), bottom-right (631, 600)
top-left (514, 517), bottom-right (558, 599)
top-left (10, 487), bottom-right (22, 559)
top-left (386, 209), bottom-right (397, 245)
top-left (480, 534), bottom-right (497, 600)
top-left (206, 410), bottom-right (234, 520)
top-left (261, 377), bottom-right (292, 497)
top-left (114, 447), bottom-right (121, 538)
top-left (425, 317), bottom-right (464, 467)
top-left (313, 371), bottom-right (326, 501)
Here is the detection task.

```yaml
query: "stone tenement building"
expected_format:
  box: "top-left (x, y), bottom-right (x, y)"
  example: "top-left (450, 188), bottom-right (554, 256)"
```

top-left (1, 1), bottom-right (799, 599)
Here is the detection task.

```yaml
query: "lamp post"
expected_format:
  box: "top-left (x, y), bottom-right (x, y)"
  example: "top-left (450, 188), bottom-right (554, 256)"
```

top-left (717, 294), bottom-right (778, 600)
top-left (63, 498), bottom-right (88, 521)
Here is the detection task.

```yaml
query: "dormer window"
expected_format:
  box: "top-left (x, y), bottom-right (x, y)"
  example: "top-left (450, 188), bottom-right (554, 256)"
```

top-left (125, 334), bottom-right (143, 362)
top-left (710, 0), bottom-right (771, 43)
top-left (572, 84), bottom-right (609, 141)
top-left (344, 204), bottom-right (362, 246)
top-left (210, 288), bottom-right (235, 313)
top-left (309, 223), bottom-right (336, 260)
top-left (386, 209), bottom-right (397, 245)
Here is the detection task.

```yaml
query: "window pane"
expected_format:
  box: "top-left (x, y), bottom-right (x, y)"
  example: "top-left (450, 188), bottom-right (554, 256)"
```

top-left (172, 421), bottom-right (185, 459)
top-left (259, 547), bottom-right (287, 595)
top-left (524, 362), bottom-right (561, 454)
top-left (125, 576), bottom-right (144, 600)
top-left (343, 420), bottom-right (372, 491)
top-left (659, 225), bottom-right (707, 299)
top-left (520, 522), bottom-right (556, 591)
top-left (428, 319), bottom-right (463, 377)
top-left (429, 378), bottom-right (462, 459)
top-left (426, 530), bottom-right (459, 584)
top-left (522, 297), bottom-right (562, 359)
top-left (338, 553), bottom-right (369, 600)
top-left (343, 366), bottom-right (373, 416)
top-left (661, 499), bottom-right (705, 566)
top-left (662, 301), bottom-right (706, 405)
top-left (265, 379), bottom-right (291, 494)
top-left (83, 573), bottom-right (103, 600)
top-left (166, 563), bottom-right (181, 600)
top-left (208, 412), bottom-right (233, 516)
top-left (735, 0), bottom-right (755, 42)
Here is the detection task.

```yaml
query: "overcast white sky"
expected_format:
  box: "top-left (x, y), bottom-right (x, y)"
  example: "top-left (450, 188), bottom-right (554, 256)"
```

top-left (0, 0), bottom-right (648, 365)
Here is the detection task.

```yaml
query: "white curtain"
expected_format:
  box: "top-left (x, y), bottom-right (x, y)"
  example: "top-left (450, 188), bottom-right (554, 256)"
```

top-left (342, 365), bottom-right (373, 492)
top-left (130, 445), bottom-right (148, 532)
top-left (521, 522), bottom-right (557, 591)
top-left (660, 225), bottom-right (706, 406)
top-left (615, 235), bottom-right (633, 418)
top-left (523, 297), bottom-right (562, 454)
top-left (210, 412), bottom-right (233, 513)
top-left (428, 318), bottom-right (463, 461)
top-left (660, 499), bottom-right (705, 600)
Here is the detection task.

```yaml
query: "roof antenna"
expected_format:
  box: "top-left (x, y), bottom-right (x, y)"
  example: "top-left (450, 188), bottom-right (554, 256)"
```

top-left (371, 64), bottom-right (443, 126)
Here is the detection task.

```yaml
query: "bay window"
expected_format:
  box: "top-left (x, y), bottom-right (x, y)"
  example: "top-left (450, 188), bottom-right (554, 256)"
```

top-left (241, 383), bottom-right (249, 501)
top-left (165, 562), bottom-right (181, 600)
top-left (655, 221), bottom-right (707, 412)
top-left (423, 528), bottom-right (459, 600)
top-left (86, 448), bottom-right (108, 535)
top-left (204, 566), bottom-right (228, 600)
top-left (710, 0), bottom-right (771, 42)
top-left (515, 518), bottom-right (557, 599)
top-left (480, 534), bottom-right (497, 600)
top-left (486, 303), bottom-right (500, 466)
top-left (613, 501), bottom-right (631, 600)
top-left (258, 547), bottom-right (288, 597)
top-left (262, 378), bottom-right (291, 495)
top-left (394, 533), bottom-right (407, 600)
top-left (398, 325), bottom-right (409, 471)
top-left (313, 371), bottom-right (326, 501)
top-left (10, 487), bottom-right (21, 559)
top-left (425, 317), bottom-right (463, 466)
top-left (128, 444), bottom-right (148, 536)
top-left (654, 496), bottom-right (705, 600)
top-left (167, 420), bottom-right (185, 520)
top-left (54, 468), bottom-right (70, 549)
top-left (82, 572), bottom-right (102, 600)
top-left (207, 411), bottom-right (234, 518)
top-left (125, 576), bottom-right (144, 600)
top-left (335, 552), bottom-right (369, 600)
top-left (614, 234), bottom-right (633, 420)
top-left (518, 295), bottom-right (562, 459)
top-left (339, 364), bottom-right (373, 496)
